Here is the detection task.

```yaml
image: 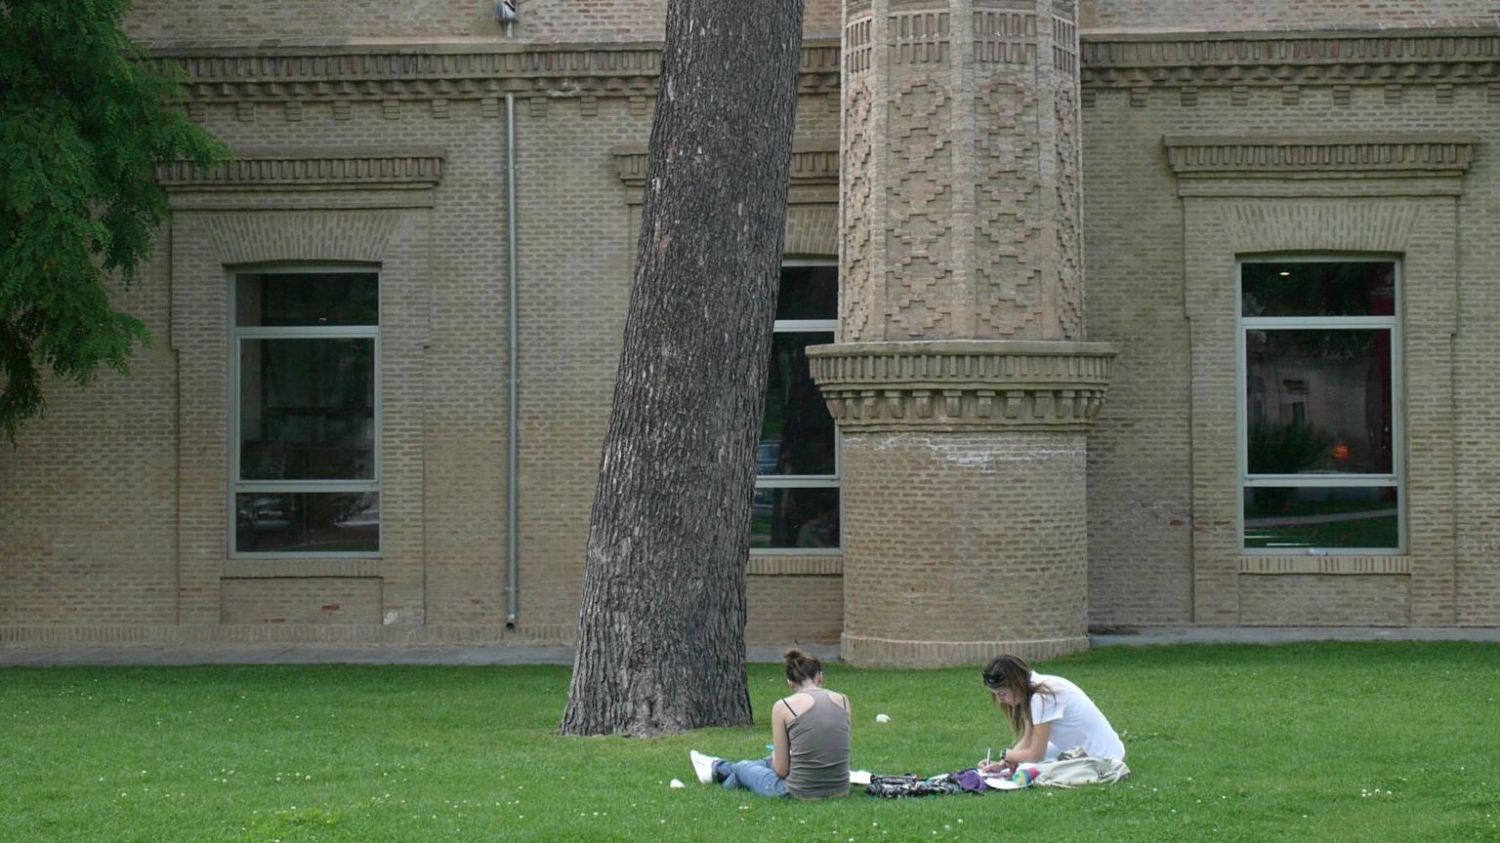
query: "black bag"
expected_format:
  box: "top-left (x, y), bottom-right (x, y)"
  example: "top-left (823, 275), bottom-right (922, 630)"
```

top-left (865, 773), bottom-right (964, 798)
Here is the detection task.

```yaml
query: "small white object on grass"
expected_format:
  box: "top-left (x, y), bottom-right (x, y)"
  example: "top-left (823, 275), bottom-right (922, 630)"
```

top-left (669, 779), bottom-right (685, 789)
top-left (875, 713), bottom-right (891, 723)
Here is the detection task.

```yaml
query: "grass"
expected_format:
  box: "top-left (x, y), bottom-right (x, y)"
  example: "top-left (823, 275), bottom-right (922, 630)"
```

top-left (2, 642), bottom-right (1498, 842)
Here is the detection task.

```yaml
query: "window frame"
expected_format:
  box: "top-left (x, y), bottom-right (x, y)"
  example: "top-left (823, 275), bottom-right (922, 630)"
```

top-left (228, 265), bottom-right (383, 559)
top-left (1236, 255), bottom-right (1404, 555)
top-left (751, 257), bottom-right (841, 555)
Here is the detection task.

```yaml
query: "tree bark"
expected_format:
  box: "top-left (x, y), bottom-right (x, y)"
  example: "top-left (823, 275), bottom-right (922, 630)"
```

top-left (560, 0), bottom-right (805, 736)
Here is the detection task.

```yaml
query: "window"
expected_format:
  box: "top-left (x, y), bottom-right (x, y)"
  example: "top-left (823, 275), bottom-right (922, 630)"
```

top-left (1239, 258), bottom-right (1401, 552)
top-left (231, 269), bottom-right (380, 556)
top-left (753, 261), bottom-right (839, 551)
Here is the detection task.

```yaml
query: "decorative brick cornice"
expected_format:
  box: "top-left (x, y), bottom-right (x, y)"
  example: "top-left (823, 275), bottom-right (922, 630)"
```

top-left (1238, 555), bottom-right (1410, 575)
top-left (143, 31), bottom-right (1500, 102)
top-left (807, 340), bottom-right (1116, 432)
top-left (159, 149), bottom-right (445, 190)
top-left (1081, 29), bottom-right (1500, 89)
top-left (147, 39), bottom-right (841, 103)
top-left (613, 143), bottom-right (839, 189)
top-left (1164, 133), bottom-right (1477, 179)
top-left (747, 556), bottom-right (843, 576)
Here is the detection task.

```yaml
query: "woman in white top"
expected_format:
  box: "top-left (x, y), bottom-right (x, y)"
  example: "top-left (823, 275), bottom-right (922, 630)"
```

top-left (976, 654), bottom-right (1125, 775)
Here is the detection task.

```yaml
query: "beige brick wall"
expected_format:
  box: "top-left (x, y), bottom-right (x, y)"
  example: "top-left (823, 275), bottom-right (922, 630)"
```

top-left (221, 578), bottom-right (382, 624)
top-left (1080, 92), bottom-right (1194, 626)
top-left (122, 0), bottom-right (844, 43)
top-left (746, 573), bottom-right (843, 644)
top-left (0, 249), bottom-right (178, 626)
top-left (1453, 96), bottom-right (1500, 627)
top-left (168, 203), bottom-right (434, 627)
top-left (1081, 0), bottom-right (1500, 30)
top-left (124, 2), bottom-right (502, 40)
top-left (3, 7), bottom-right (1497, 649)
top-left (1239, 576), bottom-right (1410, 626)
top-left (1081, 38), bottom-right (1499, 627)
top-left (0, 26), bottom-right (848, 643)
top-left (514, 94), bottom-right (645, 632)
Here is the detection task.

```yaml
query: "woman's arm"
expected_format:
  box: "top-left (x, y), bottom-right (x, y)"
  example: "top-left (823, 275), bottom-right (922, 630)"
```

top-left (1004, 721), bottom-right (1052, 764)
top-left (771, 699), bottom-right (793, 779)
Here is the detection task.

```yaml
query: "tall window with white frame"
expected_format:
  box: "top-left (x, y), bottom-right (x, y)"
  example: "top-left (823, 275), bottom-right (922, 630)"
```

top-left (232, 269), bottom-right (381, 556)
top-left (753, 261), bottom-right (839, 552)
top-left (1239, 258), bottom-right (1401, 553)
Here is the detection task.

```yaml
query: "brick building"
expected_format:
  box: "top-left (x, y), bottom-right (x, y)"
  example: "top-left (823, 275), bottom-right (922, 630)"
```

top-left (2, 1), bottom-right (1497, 664)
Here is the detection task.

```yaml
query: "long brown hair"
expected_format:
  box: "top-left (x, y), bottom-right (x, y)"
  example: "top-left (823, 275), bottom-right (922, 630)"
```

top-left (983, 654), bottom-right (1053, 737)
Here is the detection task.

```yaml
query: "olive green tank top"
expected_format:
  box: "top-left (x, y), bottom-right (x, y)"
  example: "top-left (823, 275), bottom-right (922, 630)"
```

top-left (785, 688), bottom-right (851, 799)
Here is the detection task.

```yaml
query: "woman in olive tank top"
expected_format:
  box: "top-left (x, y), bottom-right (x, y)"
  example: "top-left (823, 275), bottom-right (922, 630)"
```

top-left (689, 649), bottom-right (852, 799)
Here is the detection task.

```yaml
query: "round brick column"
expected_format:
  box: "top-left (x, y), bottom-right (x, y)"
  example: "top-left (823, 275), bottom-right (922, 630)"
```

top-left (823, 0), bottom-right (1110, 666)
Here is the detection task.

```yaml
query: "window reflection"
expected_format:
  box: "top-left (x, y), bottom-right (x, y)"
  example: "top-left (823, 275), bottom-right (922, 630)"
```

top-left (233, 270), bottom-right (381, 556)
top-left (1240, 259), bottom-right (1400, 553)
top-left (236, 272), bottom-right (378, 327)
top-left (1245, 330), bottom-right (1392, 475)
top-left (1243, 486), bottom-right (1398, 549)
top-left (755, 262), bottom-right (839, 551)
top-left (240, 339), bottom-right (376, 480)
top-left (751, 487), bottom-right (840, 550)
top-left (776, 264), bottom-right (838, 321)
top-left (236, 492), bottom-right (380, 553)
top-left (1242, 261), bottom-right (1394, 318)
top-left (760, 332), bottom-right (836, 476)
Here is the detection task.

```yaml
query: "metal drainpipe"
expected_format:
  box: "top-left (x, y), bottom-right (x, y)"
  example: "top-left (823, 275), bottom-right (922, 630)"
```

top-left (505, 88), bottom-right (520, 628)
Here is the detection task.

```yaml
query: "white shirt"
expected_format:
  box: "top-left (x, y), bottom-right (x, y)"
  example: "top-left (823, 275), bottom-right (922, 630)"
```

top-left (1029, 672), bottom-right (1126, 761)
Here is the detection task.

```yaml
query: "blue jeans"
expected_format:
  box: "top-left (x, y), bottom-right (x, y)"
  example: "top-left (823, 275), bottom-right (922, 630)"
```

top-left (716, 756), bottom-right (788, 798)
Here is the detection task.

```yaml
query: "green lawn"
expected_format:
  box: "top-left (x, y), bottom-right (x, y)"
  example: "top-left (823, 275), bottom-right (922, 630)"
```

top-left (3, 643), bottom-right (1498, 842)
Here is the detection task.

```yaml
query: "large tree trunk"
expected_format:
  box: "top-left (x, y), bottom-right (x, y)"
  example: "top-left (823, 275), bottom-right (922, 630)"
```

top-left (560, 0), bottom-right (805, 736)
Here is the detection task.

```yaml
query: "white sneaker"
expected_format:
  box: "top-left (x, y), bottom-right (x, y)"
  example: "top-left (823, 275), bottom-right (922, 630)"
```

top-left (689, 750), bottom-right (720, 785)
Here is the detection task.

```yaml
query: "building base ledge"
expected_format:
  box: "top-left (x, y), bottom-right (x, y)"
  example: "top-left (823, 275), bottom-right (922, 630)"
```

top-left (0, 636), bottom-right (840, 667)
top-left (0, 623), bottom-right (572, 647)
top-left (1090, 625), bottom-right (1500, 646)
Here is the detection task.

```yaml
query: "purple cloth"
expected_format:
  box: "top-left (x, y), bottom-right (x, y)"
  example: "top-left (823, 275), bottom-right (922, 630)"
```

top-left (954, 769), bottom-right (986, 793)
